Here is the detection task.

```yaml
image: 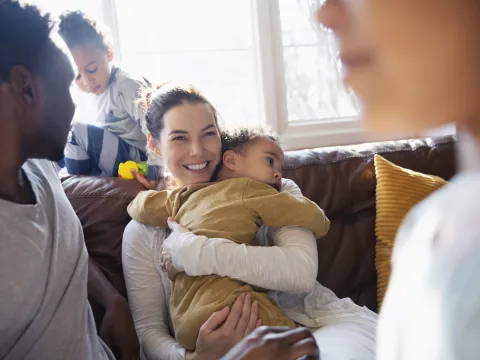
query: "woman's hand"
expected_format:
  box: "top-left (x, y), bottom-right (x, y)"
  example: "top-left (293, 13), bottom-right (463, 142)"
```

top-left (161, 218), bottom-right (188, 269)
top-left (221, 327), bottom-right (319, 360)
top-left (159, 255), bottom-right (179, 281)
top-left (159, 218), bottom-right (188, 280)
top-left (186, 293), bottom-right (261, 360)
top-left (167, 217), bottom-right (188, 234)
top-left (131, 169), bottom-right (157, 190)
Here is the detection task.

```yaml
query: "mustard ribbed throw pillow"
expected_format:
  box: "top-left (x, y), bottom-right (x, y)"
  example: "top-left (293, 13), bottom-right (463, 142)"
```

top-left (374, 154), bottom-right (447, 308)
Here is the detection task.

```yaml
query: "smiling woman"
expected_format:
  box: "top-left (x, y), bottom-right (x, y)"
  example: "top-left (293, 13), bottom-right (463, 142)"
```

top-left (138, 83), bottom-right (223, 186)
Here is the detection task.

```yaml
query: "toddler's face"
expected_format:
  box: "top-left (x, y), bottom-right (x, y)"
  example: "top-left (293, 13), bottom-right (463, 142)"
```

top-left (234, 138), bottom-right (284, 191)
top-left (70, 44), bottom-right (113, 96)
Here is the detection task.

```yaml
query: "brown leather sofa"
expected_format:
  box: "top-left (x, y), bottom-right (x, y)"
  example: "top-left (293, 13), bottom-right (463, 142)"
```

top-left (62, 135), bottom-right (456, 325)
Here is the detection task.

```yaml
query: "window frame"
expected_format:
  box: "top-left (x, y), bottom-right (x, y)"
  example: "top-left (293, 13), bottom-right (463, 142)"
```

top-left (253, 0), bottom-right (398, 149)
top-left (101, 0), bottom-right (451, 150)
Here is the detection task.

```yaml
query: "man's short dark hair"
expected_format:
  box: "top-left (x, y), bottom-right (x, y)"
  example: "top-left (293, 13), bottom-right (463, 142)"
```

top-left (0, 0), bottom-right (54, 82)
top-left (58, 10), bottom-right (110, 52)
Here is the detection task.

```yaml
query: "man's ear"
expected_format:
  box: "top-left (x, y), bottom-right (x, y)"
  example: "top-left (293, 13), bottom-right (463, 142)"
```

top-left (222, 150), bottom-right (237, 171)
top-left (10, 65), bottom-right (36, 105)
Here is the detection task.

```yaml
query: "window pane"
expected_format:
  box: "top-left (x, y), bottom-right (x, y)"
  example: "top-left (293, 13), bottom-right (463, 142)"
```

top-left (279, 0), bottom-right (358, 122)
top-left (116, 0), bottom-right (253, 52)
top-left (283, 46), bottom-right (357, 121)
top-left (122, 51), bottom-right (259, 126)
top-left (116, 0), bottom-right (259, 127)
top-left (31, 0), bottom-right (102, 20)
top-left (31, 0), bottom-right (103, 124)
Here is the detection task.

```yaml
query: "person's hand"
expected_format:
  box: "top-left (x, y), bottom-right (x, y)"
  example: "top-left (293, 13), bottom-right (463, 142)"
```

top-left (159, 218), bottom-right (189, 280)
top-left (99, 296), bottom-right (140, 360)
top-left (221, 326), bottom-right (319, 360)
top-left (131, 168), bottom-right (157, 190)
top-left (158, 218), bottom-right (186, 280)
top-left (186, 293), bottom-right (261, 360)
top-left (160, 255), bottom-right (179, 281)
top-left (167, 217), bottom-right (188, 234)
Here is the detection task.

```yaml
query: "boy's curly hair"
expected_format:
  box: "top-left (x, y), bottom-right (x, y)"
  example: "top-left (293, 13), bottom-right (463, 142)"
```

top-left (58, 10), bottom-right (111, 51)
top-left (221, 126), bottom-right (280, 154)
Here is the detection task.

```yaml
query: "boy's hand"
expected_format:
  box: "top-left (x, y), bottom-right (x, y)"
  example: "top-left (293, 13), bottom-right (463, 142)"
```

top-left (131, 169), bottom-right (157, 190)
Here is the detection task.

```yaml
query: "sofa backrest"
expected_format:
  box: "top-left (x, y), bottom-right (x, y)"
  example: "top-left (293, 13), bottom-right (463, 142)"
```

top-left (63, 136), bottom-right (456, 313)
top-left (282, 136), bottom-right (456, 311)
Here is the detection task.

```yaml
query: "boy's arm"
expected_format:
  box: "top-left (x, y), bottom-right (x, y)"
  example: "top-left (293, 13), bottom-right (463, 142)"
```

top-left (242, 179), bottom-right (330, 238)
top-left (118, 78), bottom-right (148, 134)
top-left (127, 190), bottom-right (173, 227)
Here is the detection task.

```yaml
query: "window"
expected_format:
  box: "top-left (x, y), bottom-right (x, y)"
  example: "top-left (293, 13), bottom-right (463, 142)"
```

top-left (33, 0), bottom-right (104, 124)
top-left (279, 0), bottom-right (357, 122)
top-left (33, 0), bottom-right (440, 149)
top-left (115, 0), bottom-right (260, 127)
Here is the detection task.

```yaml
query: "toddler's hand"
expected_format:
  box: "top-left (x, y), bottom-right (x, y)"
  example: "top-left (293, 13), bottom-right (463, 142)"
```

top-left (160, 218), bottom-right (189, 276)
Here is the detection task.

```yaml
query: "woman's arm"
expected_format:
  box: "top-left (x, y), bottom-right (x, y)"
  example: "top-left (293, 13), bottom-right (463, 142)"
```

top-left (122, 221), bottom-right (185, 360)
top-left (164, 179), bottom-right (319, 293)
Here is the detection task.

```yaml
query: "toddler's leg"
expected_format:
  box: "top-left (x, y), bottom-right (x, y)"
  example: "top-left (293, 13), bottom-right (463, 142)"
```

top-left (248, 291), bottom-right (296, 329)
top-left (65, 122), bottom-right (143, 176)
top-left (172, 275), bottom-right (296, 351)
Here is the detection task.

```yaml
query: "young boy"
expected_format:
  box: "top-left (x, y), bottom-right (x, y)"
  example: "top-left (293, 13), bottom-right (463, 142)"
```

top-left (58, 11), bottom-right (149, 176)
top-left (128, 126), bottom-right (330, 351)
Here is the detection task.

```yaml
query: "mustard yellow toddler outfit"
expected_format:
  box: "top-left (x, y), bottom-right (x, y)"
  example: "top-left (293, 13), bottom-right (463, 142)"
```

top-left (128, 177), bottom-right (330, 350)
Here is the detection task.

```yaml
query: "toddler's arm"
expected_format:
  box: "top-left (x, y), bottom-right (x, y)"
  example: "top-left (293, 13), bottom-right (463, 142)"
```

top-left (162, 179), bottom-right (319, 293)
top-left (242, 179), bottom-right (330, 239)
top-left (127, 190), bottom-right (173, 227)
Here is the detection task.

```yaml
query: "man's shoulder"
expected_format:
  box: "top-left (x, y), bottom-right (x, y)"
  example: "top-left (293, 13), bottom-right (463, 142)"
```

top-left (24, 158), bottom-right (58, 175)
top-left (413, 172), bottom-right (480, 222)
top-left (396, 172), bottom-right (480, 253)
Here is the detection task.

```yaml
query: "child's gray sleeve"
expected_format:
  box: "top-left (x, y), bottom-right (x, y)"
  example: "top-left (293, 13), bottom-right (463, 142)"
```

top-left (119, 78), bottom-right (148, 135)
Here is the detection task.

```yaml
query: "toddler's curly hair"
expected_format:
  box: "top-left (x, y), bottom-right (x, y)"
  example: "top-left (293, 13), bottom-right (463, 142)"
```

top-left (221, 126), bottom-right (280, 154)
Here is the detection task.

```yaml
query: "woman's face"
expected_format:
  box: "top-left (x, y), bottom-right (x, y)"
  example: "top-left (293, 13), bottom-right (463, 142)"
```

top-left (158, 103), bottom-right (222, 186)
top-left (317, 0), bottom-right (480, 133)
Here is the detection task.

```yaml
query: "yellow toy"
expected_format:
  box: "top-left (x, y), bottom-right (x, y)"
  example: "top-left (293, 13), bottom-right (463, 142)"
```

top-left (118, 161), bottom-right (148, 180)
